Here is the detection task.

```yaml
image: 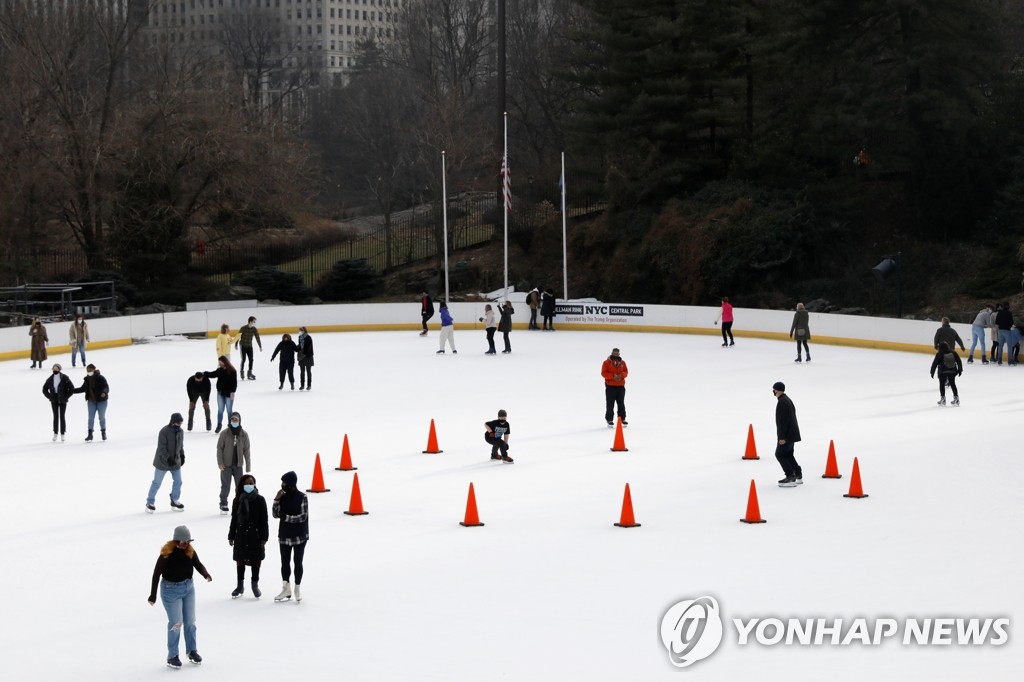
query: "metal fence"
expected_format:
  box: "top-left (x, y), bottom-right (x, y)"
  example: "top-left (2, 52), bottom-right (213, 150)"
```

top-left (0, 170), bottom-right (605, 287)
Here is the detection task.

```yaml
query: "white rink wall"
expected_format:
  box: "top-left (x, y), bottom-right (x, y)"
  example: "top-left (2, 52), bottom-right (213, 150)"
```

top-left (0, 302), bottom-right (972, 359)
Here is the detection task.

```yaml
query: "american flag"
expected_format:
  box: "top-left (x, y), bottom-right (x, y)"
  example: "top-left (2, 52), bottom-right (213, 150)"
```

top-left (501, 153), bottom-right (512, 213)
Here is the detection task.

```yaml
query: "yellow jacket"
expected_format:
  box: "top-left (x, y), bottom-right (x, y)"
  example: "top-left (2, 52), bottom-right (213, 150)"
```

top-left (216, 332), bottom-right (237, 357)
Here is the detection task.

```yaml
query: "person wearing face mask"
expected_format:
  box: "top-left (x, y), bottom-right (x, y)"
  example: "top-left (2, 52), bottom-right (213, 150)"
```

top-left (270, 333), bottom-right (299, 390)
top-left (601, 348), bottom-right (628, 427)
top-left (228, 474), bottom-right (269, 599)
top-left (72, 363), bottom-right (109, 442)
top-left (29, 318), bottom-right (48, 369)
top-left (216, 412), bottom-right (251, 514)
top-left (297, 326), bottom-right (314, 390)
top-left (42, 363), bottom-right (75, 441)
top-left (203, 356), bottom-right (238, 433)
top-left (273, 471), bottom-right (309, 602)
top-left (146, 413), bottom-right (187, 513)
top-left (68, 315), bottom-right (90, 367)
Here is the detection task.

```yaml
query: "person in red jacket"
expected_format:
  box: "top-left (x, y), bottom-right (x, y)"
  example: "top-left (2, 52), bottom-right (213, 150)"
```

top-left (601, 348), bottom-right (628, 427)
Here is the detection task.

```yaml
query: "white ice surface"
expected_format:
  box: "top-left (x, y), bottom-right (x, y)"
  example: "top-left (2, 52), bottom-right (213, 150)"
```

top-left (0, 329), bottom-right (1019, 680)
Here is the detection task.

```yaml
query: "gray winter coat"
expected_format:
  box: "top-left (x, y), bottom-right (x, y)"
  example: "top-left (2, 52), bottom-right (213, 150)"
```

top-left (153, 424), bottom-right (185, 471)
top-left (790, 310), bottom-right (810, 340)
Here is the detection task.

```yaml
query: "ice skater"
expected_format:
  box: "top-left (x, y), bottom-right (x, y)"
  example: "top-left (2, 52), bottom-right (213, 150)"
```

top-left (185, 371), bottom-right (212, 432)
top-left (480, 304), bottom-right (497, 354)
top-left (204, 356), bottom-right (238, 433)
top-left (68, 314), bottom-right (89, 367)
top-left (772, 382), bottom-right (803, 487)
top-left (236, 316), bottom-right (262, 380)
top-left (419, 291), bottom-right (434, 336)
top-left (541, 288), bottom-right (556, 330)
top-left (714, 296), bottom-right (734, 346)
top-left (147, 525), bottom-right (212, 669)
top-left (146, 413), bottom-right (187, 513)
top-left (968, 305), bottom-right (991, 364)
top-left (228, 474), bottom-right (269, 599)
top-left (29, 318), bottom-right (48, 368)
top-left (601, 348), bottom-right (628, 427)
top-left (273, 471), bottom-right (309, 602)
top-left (930, 341), bottom-right (962, 406)
top-left (42, 362), bottom-right (74, 441)
top-left (790, 303), bottom-right (811, 362)
top-left (216, 412), bottom-right (251, 514)
top-left (216, 323), bottom-right (237, 360)
top-left (72, 363), bottom-right (109, 442)
top-left (270, 333), bottom-right (299, 389)
top-left (484, 409), bottom-right (513, 463)
top-left (297, 326), bottom-right (314, 390)
top-left (498, 300), bottom-right (514, 353)
top-left (437, 301), bottom-right (457, 353)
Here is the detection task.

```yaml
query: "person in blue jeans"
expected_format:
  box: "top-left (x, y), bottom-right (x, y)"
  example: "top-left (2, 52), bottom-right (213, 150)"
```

top-left (204, 356), bottom-right (238, 432)
top-left (72, 363), bottom-right (109, 441)
top-left (146, 413), bottom-right (186, 513)
top-left (968, 305), bottom-right (991, 364)
top-left (147, 525), bottom-right (212, 669)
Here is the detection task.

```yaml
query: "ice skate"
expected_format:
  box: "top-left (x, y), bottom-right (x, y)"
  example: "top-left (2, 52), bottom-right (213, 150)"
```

top-left (778, 475), bottom-right (797, 488)
top-left (85, 430), bottom-right (93, 442)
top-left (501, 454), bottom-right (514, 464)
top-left (952, 396), bottom-right (960, 406)
top-left (937, 396), bottom-right (946, 406)
top-left (220, 504), bottom-right (229, 515)
top-left (294, 585), bottom-right (302, 602)
top-left (274, 581), bottom-right (292, 602)
top-left (167, 656), bottom-right (182, 669)
top-left (170, 497), bottom-right (185, 511)
top-left (795, 356), bottom-right (802, 362)
top-left (145, 503), bottom-right (156, 514)
top-left (231, 582), bottom-right (244, 599)
top-left (251, 580), bottom-right (261, 598)
top-left (187, 651), bottom-right (202, 665)
top-left (101, 430), bottom-right (106, 441)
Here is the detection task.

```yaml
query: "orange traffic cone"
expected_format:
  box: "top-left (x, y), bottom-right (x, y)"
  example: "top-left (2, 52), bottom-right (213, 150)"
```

top-left (422, 419), bottom-right (443, 454)
top-left (822, 440), bottom-right (842, 479)
top-left (613, 483), bottom-right (641, 528)
top-left (610, 417), bottom-right (628, 452)
top-left (343, 473), bottom-right (369, 516)
top-left (336, 434), bottom-right (357, 471)
top-left (305, 453), bottom-right (331, 493)
top-left (843, 457), bottom-right (869, 498)
top-left (459, 482), bottom-right (484, 527)
top-left (742, 424), bottom-right (759, 460)
top-left (739, 479), bottom-right (766, 523)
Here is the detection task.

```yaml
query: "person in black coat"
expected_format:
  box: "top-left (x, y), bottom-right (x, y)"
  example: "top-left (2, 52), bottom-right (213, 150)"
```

top-left (185, 372), bottom-right (212, 432)
top-left (419, 291), bottom-right (435, 336)
top-left (498, 300), bottom-right (515, 353)
top-left (540, 288), bottom-right (556, 331)
top-left (42, 362), bottom-right (75, 441)
top-left (270, 333), bottom-right (299, 391)
top-left (228, 473), bottom-right (269, 599)
top-left (930, 341), bottom-right (963, 406)
top-left (272, 471), bottom-right (309, 602)
top-left (72, 363), bottom-right (110, 441)
top-left (773, 381), bottom-right (803, 487)
top-left (204, 356), bottom-right (238, 433)
top-left (297, 326), bottom-right (314, 390)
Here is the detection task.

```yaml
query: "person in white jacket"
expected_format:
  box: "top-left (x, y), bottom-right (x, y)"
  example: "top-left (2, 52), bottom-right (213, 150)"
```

top-left (480, 304), bottom-right (496, 355)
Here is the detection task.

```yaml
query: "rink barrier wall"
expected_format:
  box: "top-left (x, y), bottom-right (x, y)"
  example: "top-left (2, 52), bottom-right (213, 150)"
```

top-left (0, 302), bottom-right (969, 361)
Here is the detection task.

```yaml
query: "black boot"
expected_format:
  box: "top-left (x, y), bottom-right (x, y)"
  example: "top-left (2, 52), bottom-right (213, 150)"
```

top-left (85, 430), bottom-right (93, 442)
top-left (231, 581), bottom-right (244, 599)
top-left (205, 406), bottom-right (212, 431)
top-left (187, 406), bottom-right (195, 431)
top-left (251, 580), bottom-right (262, 598)
top-left (101, 429), bottom-right (107, 441)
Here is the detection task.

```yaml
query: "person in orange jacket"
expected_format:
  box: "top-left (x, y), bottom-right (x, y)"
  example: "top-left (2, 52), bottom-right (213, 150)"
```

top-left (601, 347), bottom-right (628, 427)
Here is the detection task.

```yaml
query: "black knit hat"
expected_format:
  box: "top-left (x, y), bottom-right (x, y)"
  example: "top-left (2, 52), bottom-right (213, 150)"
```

top-left (281, 471), bottom-right (298, 487)
top-left (170, 412), bottom-right (184, 425)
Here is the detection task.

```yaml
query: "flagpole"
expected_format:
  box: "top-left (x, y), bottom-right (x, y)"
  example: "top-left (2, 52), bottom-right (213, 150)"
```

top-left (503, 112), bottom-right (509, 299)
top-left (442, 150), bottom-right (450, 304)
top-left (561, 151), bottom-right (568, 301)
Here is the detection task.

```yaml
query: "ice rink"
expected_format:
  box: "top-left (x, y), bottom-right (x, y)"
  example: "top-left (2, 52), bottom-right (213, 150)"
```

top-left (0, 326), bottom-right (1018, 680)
